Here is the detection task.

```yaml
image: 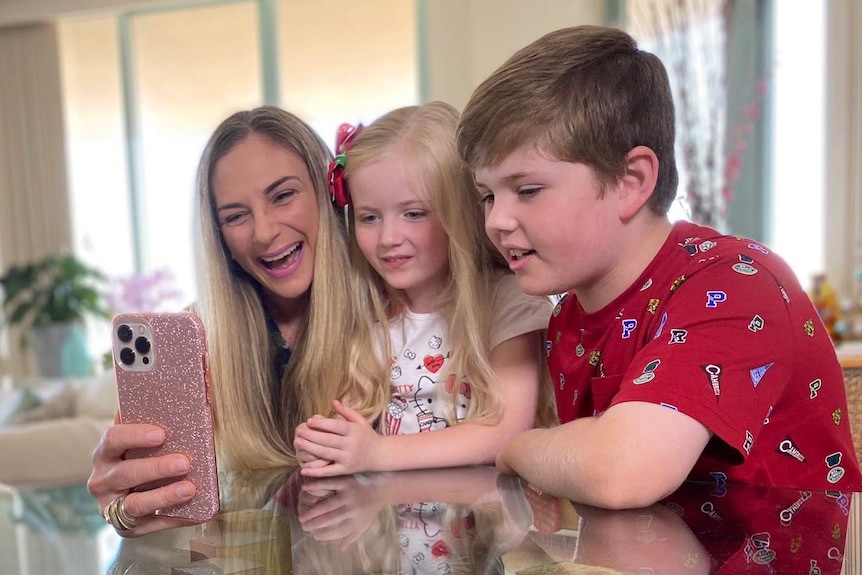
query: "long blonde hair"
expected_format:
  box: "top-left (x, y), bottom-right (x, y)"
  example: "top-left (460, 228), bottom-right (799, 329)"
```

top-left (343, 101), bottom-right (507, 426)
top-left (196, 106), bottom-right (375, 469)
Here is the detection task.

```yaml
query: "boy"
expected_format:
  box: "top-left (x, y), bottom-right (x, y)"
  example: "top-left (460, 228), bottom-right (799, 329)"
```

top-left (457, 25), bottom-right (861, 509)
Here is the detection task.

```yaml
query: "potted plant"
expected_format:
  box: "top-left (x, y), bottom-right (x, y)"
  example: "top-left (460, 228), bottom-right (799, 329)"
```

top-left (0, 252), bottom-right (110, 377)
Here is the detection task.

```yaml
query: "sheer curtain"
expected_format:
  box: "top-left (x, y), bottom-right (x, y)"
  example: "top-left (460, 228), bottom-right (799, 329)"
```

top-left (626, 0), bottom-right (732, 230)
top-left (0, 23), bottom-right (71, 379)
top-left (825, 0), bottom-right (862, 321)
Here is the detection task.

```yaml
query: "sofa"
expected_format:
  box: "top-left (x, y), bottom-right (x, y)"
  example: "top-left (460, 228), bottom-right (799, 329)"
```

top-left (0, 371), bottom-right (118, 488)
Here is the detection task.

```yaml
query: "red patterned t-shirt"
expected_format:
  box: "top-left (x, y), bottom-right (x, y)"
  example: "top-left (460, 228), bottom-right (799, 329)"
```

top-left (547, 221), bottom-right (861, 491)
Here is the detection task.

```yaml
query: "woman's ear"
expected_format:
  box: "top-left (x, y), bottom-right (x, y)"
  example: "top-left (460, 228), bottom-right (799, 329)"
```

top-left (616, 146), bottom-right (659, 221)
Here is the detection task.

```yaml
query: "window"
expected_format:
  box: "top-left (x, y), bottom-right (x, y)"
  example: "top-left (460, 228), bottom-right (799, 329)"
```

top-left (59, 0), bottom-right (418, 309)
top-left (768, 0), bottom-right (826, 288)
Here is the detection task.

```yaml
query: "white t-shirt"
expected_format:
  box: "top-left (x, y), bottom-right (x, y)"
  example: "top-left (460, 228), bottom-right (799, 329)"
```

top-left (382, 273), bottom-right (551, 435)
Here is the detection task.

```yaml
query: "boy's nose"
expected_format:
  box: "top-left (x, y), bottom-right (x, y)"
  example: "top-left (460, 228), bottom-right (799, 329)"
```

top-left (484, 201), bottom-right (517, 235)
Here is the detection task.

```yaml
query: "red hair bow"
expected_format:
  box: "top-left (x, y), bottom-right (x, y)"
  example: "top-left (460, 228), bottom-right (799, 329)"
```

top-left (327, 122), bottom-right (363, 208)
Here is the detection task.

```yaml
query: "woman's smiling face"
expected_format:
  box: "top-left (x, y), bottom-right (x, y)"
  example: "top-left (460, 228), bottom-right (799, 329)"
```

top-left (213, 133), bottom-right (320, 304)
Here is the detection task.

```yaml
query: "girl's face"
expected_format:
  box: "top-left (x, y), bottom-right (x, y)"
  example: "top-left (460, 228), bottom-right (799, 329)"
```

top-left (213, 133), bottom-right (319, 309)
top-left (350, 149), bottom-right (450, 313)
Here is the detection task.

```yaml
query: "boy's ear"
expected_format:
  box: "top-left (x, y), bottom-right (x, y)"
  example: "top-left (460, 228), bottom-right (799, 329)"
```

top-left (616, 146), bottom-right (659, 221)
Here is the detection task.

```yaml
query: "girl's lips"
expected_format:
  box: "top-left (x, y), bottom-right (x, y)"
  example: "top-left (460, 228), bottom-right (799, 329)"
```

top-left (382, 255), bottom-right (412, 270)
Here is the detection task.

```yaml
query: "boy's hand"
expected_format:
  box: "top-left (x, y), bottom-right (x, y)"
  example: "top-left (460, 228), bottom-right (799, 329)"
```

top-left (294, 400), bottom-right (383, 477)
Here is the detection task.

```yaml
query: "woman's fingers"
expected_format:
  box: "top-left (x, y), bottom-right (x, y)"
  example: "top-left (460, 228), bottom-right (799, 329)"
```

top-left (112, 510), bottom-right (201, 538)
top-left (97, 423), bottom-right (165, 460)
top-left (117, 454), bottom-right (190, 490)
top-left (120, 480), bottom-right (197, 521)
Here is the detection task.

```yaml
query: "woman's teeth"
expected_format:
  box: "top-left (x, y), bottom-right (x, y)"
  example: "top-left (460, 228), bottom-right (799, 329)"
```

top-left (262, 243), bottom-right (301, 268)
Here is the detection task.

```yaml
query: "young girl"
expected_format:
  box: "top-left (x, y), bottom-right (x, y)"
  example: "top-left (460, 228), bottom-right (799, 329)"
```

top-left (293, 101), bottom-right (553, 475)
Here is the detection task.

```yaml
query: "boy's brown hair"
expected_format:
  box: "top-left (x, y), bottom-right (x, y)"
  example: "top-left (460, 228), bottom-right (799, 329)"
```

top-left (457, 25), bottom-right (679, 215)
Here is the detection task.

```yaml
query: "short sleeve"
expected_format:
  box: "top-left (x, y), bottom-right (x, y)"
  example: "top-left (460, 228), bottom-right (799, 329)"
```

top-left (489, 272), bottom-right (552, 350)
top-left (610, 259), bottom-right (794, 462)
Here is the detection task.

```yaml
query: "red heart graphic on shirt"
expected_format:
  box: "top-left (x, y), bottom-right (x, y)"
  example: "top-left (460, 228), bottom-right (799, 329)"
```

top-left (431, 540), bottom-right (451, 558)
top-left (423, 354), bottom-right (444, 373)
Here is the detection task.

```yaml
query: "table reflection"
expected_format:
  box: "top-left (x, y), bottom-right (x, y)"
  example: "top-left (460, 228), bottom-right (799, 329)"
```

top-left (13, 466), bottom-right (854, 575)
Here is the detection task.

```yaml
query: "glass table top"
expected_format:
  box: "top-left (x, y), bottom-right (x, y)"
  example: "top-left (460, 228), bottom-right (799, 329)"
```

top-left (0, 466), bottom-right (859, 574)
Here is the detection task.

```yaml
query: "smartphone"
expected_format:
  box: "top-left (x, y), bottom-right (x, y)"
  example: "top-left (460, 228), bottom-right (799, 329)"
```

top-left (111, 312), bottom-right (220, 522)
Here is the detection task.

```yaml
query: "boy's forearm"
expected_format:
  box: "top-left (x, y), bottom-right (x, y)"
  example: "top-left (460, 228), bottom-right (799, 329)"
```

top-left (498, 416), bottom-right (683, 510)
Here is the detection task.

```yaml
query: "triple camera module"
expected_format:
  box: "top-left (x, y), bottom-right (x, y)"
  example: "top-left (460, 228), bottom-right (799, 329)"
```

top-left (116, 323), bottom-right (153, 368)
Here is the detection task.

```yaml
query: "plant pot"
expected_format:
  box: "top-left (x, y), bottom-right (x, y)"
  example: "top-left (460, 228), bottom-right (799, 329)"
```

top-left (30, 323), bottom-right (93, 378)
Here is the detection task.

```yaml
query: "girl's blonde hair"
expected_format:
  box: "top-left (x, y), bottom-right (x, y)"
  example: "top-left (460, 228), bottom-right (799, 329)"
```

top-left (343, 101), bottom-right (508, 426)
top-left (196, 106), bottom-right (379, 469)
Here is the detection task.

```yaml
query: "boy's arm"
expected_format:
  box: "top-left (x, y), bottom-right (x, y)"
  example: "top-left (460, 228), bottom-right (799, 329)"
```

top-left (496, 400), bottom-right (712, 510)
top-left (294, 330), bottom-right (543, 475)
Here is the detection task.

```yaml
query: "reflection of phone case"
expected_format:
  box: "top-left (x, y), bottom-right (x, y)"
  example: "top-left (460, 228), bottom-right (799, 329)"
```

top-left (112, 312), bottom-right (219, 521)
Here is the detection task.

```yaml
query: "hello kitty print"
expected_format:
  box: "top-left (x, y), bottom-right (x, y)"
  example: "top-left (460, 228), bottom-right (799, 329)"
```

top-left (383, 309), bottom-right (471, 435)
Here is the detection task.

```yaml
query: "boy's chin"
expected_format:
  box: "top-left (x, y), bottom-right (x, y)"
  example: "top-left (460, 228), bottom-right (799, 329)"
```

top-left (513, 274), bottom-right (559, 298)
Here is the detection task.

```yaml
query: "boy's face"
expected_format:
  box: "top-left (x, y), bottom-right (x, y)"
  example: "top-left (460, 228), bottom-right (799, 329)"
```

top-left (474, 146), bottom-right (626, 301)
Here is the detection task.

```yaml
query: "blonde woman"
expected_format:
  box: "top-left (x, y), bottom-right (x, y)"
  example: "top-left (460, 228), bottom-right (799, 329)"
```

top-left (294, 102), bottom-right (554, 475)
top-left (89, 106), bottom-right (378, 536)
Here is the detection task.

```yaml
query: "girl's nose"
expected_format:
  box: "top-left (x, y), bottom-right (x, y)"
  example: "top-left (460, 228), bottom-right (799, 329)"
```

top-left (380, 218), bottom-right (404, 246)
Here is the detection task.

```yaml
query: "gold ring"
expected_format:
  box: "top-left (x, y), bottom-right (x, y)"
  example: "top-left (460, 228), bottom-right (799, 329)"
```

top-left (104, 496), bottom-right (137, 531)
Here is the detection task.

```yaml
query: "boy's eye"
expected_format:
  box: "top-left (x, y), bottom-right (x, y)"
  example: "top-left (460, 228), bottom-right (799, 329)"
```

top-left (519, 186), bottom-right (542, 197)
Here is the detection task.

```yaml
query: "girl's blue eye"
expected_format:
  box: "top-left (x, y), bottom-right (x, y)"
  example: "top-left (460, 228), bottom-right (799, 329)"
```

top-left (405, 210), bottom-right (426, 219)
top-left (358, 213), bottom-right (379, 224)
top-left (479, 193), bottom-right (494, 205)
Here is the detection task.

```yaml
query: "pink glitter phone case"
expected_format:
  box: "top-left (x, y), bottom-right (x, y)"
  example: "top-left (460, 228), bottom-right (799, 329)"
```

top-left (111, 312), bottom-right (219, 522)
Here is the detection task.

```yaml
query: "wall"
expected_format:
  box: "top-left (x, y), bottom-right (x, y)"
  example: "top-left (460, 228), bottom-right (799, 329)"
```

top-left (421, 0), bottom-right (607, 110)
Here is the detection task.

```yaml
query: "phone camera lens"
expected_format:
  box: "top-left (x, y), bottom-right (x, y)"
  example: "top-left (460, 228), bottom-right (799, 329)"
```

top-left (135, 336), bottom-right (151, 354)
top-left (120, 347), bottom-right (135, 366)
top-left (117, 324), bottom-right (133, 343)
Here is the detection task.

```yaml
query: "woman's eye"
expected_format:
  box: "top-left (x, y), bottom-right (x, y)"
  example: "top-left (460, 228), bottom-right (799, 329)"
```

top-left (273, 190), bottom-right (297, 203)
top-left (221, 213), bottom-right (246, 226)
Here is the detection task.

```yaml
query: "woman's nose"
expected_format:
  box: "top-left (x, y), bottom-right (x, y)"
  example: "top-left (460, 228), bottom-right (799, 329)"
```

top-left (252, 213), bottom-right (280, 245)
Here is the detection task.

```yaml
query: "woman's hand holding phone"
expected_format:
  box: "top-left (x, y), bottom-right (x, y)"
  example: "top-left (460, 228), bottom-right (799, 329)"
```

top-left (89, 312), bottom-right (221, 536)
top-left (88, 417), bottom-right (199, 537)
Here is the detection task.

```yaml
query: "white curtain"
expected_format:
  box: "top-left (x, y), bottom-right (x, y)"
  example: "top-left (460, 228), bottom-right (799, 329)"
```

top-left (0, 23), bottom-right (72, 379)
top-left (825, 1), bottom-right (862, 323)
top-left (626, 0), bottom-right (731, 230)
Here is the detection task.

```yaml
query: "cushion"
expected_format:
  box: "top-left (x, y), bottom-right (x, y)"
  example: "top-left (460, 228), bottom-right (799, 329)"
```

top-left (0, 387), bottom-right (41, 426)
top-left (72, 370), bottom-right (118, 420)
top-left (0, 417), bottom-right (109, 487)
top-left (11, 384), bottom-right (77, 424)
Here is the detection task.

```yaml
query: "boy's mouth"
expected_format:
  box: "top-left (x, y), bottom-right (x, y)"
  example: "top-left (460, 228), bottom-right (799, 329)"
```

top-left (261, 243), bottom-right (302, 269)
top-left (509, 249), bottom-right (535, 261)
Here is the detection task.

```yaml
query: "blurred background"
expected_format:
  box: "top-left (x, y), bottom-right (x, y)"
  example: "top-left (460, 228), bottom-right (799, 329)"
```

top-left (1, 0), bottom-right (860, 378)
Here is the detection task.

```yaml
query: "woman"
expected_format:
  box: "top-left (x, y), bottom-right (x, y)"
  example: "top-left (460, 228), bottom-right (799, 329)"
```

top-left (88, 106), bottom-right (377, 536)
